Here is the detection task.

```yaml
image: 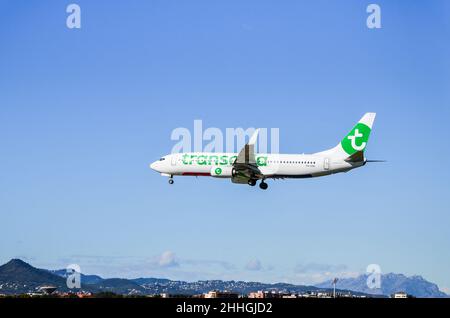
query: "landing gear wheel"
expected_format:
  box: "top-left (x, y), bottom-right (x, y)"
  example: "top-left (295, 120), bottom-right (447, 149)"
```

top-left (168, 178), bottom-right (174, 185)
top-left (259, 181), bottom-right (268, 190)
top-left (248, 180), bottom-right (256, 186)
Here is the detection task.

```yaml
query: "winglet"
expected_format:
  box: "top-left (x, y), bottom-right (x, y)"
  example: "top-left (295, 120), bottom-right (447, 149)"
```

top-left (249, 129), bottom-right (259, 145)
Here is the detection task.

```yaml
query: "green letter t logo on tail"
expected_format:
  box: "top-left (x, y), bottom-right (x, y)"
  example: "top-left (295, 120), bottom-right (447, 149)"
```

top-left (341, 123), bottom-right (372, 155)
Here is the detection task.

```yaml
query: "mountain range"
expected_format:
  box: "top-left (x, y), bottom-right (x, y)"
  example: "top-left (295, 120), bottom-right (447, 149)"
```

top-left (0, 259), bottom-right (447, 297)
top-left (315, 273), bottom-right (448, 298)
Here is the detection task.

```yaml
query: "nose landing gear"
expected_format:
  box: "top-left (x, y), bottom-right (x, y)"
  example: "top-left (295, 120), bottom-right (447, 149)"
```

top-left (168, 176), bottom-right (174, 184)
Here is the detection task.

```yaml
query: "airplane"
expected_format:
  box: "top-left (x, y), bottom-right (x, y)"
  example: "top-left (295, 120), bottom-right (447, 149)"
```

top-left (150, 113), bottom-right (381, 190)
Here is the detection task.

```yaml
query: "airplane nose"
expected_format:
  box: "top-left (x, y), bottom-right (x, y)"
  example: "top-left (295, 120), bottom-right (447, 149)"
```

top-left (150, 161), bottom-right (158, 171)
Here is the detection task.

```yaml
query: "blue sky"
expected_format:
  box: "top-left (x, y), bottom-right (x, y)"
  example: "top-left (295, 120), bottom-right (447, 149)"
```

top-left (1, 0), bottom-right (449, 291)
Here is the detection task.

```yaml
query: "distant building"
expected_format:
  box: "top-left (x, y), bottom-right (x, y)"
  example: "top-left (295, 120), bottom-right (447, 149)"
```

top-left (76, 291), bottom-right (92, 298)
top-left (248, 291), bottom-right (285, 298)
top-left (317, 292), bottom-right (332, 298)
top-left (248, 291), bottom-right (265, 298)
top-left (204, 291), bottom-right (239, 298)
top-left (392, 291), bottom-right (410, 298)
top-left (38, 286), bottom-right (57, 295)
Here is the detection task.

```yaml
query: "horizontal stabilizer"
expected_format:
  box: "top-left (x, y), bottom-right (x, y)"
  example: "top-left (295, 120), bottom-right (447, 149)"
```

top-left (345, 151), bottom-right (364, 163)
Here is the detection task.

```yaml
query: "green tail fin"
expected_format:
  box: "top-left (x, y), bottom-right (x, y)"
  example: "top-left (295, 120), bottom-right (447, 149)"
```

top-left (340, 113), bottom-right (376, 156)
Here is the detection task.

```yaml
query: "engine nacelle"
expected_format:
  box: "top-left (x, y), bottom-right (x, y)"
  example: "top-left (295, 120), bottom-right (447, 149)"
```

top-left (210, 166), bottom-right (233, 178)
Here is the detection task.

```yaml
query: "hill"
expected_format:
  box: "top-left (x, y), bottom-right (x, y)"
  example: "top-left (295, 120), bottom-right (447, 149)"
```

top-left (316, 273), bottom-right (448, 298)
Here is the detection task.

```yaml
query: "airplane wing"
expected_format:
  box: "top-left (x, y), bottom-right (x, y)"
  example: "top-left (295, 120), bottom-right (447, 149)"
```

top-left (231, 129), bottom-right (262, 183)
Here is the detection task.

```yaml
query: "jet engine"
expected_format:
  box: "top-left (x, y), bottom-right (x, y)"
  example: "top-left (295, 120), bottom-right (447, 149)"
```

top-left (210, 166), bottom-right (233, 178)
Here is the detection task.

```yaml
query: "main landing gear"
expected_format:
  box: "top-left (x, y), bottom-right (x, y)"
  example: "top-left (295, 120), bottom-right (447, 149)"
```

top-left (168, 176), bottom-right (174, 184)
top-left (248, 179), bottom-right (268, 190)
top-left (259, 181), bottom-right (268, 190)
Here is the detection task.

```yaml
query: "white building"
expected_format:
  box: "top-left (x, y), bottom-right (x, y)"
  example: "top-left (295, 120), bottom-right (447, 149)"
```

top-left (392, 291), bottom-right (408, 298)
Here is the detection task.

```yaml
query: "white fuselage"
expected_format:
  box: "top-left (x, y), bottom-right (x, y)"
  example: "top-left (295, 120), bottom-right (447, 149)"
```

top-left (150, 152), bottom-right (363, 179)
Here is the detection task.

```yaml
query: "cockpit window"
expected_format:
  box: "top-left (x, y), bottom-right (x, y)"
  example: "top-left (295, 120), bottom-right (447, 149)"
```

top-left (159, 158), bottom-right (166, 161)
